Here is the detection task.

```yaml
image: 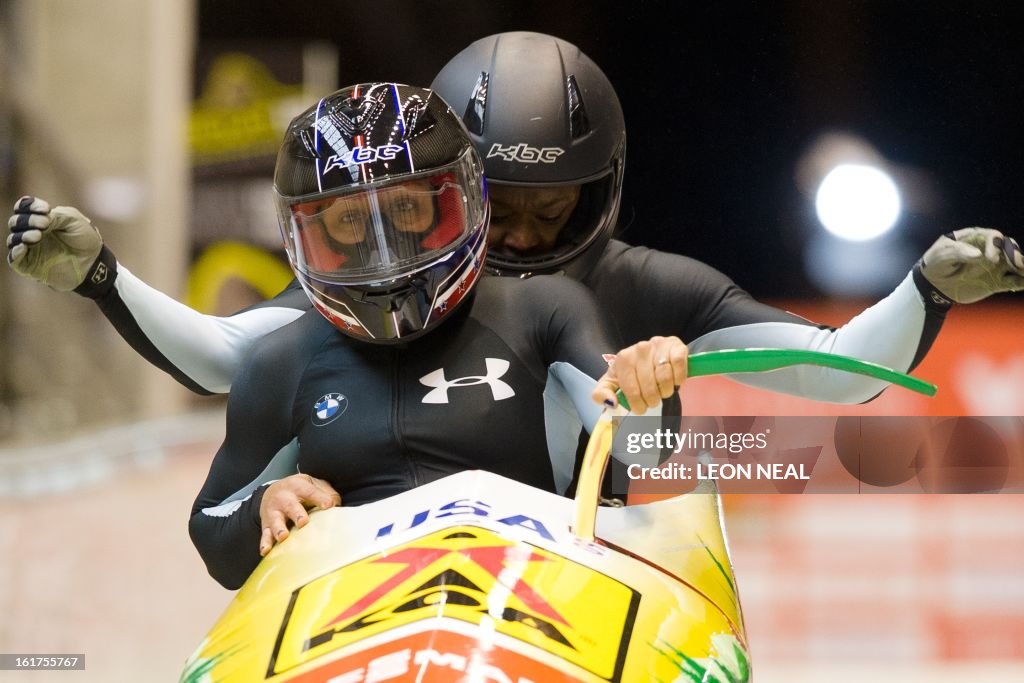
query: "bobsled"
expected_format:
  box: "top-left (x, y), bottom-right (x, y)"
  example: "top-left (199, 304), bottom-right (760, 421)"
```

top-left (181, 350), bottom-right (936, 682)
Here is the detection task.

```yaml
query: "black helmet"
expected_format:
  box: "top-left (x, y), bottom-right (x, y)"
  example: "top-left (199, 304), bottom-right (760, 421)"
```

top-left (274, 83), bottom-right (488, 343)
top-left (431, 31), bottom-right (625, 279)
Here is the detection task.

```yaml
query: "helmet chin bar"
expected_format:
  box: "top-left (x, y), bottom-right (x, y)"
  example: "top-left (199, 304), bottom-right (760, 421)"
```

top-left (353, 285), bottom-right (428, 339)
top-left (484, 231), bottom-right (602, 279)
top-left (483, 263), bottom-right (567, 280)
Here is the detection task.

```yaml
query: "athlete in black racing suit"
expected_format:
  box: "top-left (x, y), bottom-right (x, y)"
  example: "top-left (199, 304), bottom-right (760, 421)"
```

top-left (189, 274), bottom-right (629, 589)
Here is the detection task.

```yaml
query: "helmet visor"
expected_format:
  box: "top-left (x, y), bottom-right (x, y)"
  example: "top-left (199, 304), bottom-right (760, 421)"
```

top-left (279, 152), bottom-right (485, 284)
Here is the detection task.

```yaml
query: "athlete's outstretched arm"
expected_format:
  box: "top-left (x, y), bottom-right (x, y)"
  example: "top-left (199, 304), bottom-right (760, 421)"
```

top-left (7, 196), bottom-right (307, 394)
top-left (591, 232), bottom-right (1022, 403)
top-left (687, 229), bottom-right (1023, 402)
top-left (686, 270), bottom-right (942, 402)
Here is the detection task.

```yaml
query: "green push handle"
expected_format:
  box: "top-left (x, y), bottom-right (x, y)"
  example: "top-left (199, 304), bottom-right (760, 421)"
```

top-left (615, 348), bottom-right (937, 410)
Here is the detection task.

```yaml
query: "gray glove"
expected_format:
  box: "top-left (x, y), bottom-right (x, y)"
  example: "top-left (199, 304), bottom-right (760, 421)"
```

top-left (918, 227), bottom-right (1024, 304)
top-left (7, 196), bottom-right (105, 291)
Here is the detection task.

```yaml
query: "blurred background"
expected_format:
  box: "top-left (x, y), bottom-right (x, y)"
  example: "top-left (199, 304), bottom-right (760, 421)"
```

top-left (1, 1), bottom-right (1022, 680)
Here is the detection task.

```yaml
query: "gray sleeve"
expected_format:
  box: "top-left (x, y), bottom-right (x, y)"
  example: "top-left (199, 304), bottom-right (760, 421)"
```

top-left (688, 273), bottom-right (940, 402)
top-left (109, 268), bottom-right (306, 393)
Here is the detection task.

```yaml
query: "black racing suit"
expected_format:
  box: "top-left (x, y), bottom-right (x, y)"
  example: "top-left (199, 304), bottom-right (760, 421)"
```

top-left (188, 275), bottom-right (619, 589)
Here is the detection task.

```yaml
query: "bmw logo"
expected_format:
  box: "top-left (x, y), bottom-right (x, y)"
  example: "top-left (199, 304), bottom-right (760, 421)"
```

top-left (312, 393), bottom-right (348, 426)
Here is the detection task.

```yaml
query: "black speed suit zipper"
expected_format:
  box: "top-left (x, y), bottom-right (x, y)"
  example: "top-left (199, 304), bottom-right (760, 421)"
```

top-left (391, 347), bottom-right (420, 487)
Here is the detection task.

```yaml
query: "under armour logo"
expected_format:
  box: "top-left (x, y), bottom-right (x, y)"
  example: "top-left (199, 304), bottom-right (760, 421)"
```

top-left (419, 358), bottom-right (515, 404)
top-left (90, 261), bottom-right (109, 285)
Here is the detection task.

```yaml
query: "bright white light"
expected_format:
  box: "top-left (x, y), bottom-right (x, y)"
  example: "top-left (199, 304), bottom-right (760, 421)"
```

top-left (815, 164), bottom-right (901, 241)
